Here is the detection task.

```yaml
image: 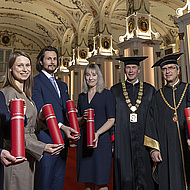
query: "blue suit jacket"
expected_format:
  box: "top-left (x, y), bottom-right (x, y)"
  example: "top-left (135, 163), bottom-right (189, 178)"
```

top-left (32, 71), bottom-right (70, 141)
top-left (32, 71), bottom-right (70, 190)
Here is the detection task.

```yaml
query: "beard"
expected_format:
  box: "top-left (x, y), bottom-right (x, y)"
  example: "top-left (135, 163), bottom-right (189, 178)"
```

top-left (43, 65), bottom-right (57, 74)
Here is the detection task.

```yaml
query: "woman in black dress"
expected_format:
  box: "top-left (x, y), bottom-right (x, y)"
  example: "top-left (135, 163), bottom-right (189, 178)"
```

top-left (77, 63), bottom-right (115, 190)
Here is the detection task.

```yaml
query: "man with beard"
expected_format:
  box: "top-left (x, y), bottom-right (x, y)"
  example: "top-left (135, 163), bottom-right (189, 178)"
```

top-left (144, 52), bottom-right (190, 190)
top-left (111, 56), bottom-right (155, 190)
top-left (32, 46), bottom-right (80, 190)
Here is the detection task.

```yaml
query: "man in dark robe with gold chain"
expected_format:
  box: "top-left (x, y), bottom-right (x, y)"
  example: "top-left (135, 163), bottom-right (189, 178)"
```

top-left (144, 52), bottom-right (190, 190)
top-left (111, 57), bottom-right (156, 190)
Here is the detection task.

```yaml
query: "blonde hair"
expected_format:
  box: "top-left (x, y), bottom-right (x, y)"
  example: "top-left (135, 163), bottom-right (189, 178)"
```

top-left (82, 64), bottom-right (105, 93)
top-left (3, 51), bottom-right (33, 98)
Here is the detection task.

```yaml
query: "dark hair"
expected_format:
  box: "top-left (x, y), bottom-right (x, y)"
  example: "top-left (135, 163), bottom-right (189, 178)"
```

top-left (3, 51), bottom-right (33, 98)
top-left (36, 46), bottom-right (59, 72)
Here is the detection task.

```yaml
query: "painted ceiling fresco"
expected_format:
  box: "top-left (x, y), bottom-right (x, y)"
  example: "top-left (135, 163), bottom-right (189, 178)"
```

top-left (0, 0), bottom-right (187, 51)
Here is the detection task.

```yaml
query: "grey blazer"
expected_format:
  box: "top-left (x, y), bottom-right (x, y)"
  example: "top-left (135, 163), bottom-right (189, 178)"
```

top-left (1, 86), bottom-right (46, 190)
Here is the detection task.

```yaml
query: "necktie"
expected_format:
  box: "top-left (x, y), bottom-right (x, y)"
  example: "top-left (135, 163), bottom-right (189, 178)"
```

top-left (49, 77), bottom-right (60, 97)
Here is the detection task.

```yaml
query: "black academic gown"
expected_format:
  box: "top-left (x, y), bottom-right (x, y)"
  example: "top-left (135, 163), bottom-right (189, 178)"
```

top-left (111, 81), bottom-right (155, 190)
top-left (144, 82), bottom-right (190, 190)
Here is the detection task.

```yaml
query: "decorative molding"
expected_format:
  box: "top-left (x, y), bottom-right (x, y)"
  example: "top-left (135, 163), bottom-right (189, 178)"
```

top-left (105, 56), bottom-right (113, 60)
top-left (111, 22), bottom-right (125, 28)
top-left (127, 0), bottom-right (133, 16)
top-left (134, 0), bottom-right (150, 14)
top-left (104, 2), bottom-right (111, 18)
top-left (166, 28), bottom-right (178, 39)
top-left (176, 0), bottom-right (190, 17)
top-left (4, 0), bottom-right (34, 3)
top-left (142, 40), bottom-right (155, 45)
top-left (67, 10), bottom-right (82, 22)
top-left (70, 0), bottom-right (87, 14)
top-left (0, 12), bottom-right (26, 20)
top-left (99, 24), bottom-right (112, 35)
top-left (15, 37), bottom-right (33, 48)
top-left (89, 6), bottom-right (97, 18)
top-left (61, 48), bottom-right (72, 57)
top-left (53, 0), bottom-right (87, 14)
top-left (81, 20), bottom-right (88, 33)
top-left (0, 7), bottom-right (61, 24)
top-left (14, 33), bottom-right (42, 48)
top-left (0, 30), bottom-right (15, 46)
top-left (52, 25), bottom-right (66, 35)
top-left (0, 22), bottom-right (51, 38)
top-left (64, 35), bottom-right (71, 44)
top-left (71, 23), bottom-right (76, 33)
top-left (112, 14), bottom-right (127, 21)
top-left (47, 9), bottom-right (69, 28)
top-left (35, 23), bottom-right (53, 37)
top-left (151, 14), bottom-right (177, 28)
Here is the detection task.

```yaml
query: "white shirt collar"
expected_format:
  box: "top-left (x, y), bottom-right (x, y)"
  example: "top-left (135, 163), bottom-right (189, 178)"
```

top-left (41, 70), bottom-right (54, 79)
top-left (127, 79), bottom-right (139, 86)
top-left (172, 79), bottom-right (180, 88)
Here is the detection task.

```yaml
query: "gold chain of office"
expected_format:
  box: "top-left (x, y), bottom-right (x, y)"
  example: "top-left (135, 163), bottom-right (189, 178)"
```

top-left (159, 83), bottom-right (188, 111)
top-left (122, 81), bottom-right (143, 113)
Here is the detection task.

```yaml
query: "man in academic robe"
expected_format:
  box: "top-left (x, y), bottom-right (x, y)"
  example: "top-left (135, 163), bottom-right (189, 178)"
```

top-left (144, 52), bottom-right (190, 190)
top-left (111, 57), bottom-right (156, 190)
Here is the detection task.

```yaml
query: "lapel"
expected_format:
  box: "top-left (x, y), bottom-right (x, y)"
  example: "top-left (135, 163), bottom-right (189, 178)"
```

top-left (39, 72), bottom-right (62, 105)
top-left (56, 79), bottom-right (67, 109)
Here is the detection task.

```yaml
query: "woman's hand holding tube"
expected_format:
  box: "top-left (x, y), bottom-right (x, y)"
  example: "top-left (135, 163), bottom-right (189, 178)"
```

top-left (78, 109), bottom-right (88, 126)
top-left (93, 132), bottom-right (100, 148)
top-left (38, 108), bottom-right (45, 121)
top-left (8, 98), bottom-right (26, 115)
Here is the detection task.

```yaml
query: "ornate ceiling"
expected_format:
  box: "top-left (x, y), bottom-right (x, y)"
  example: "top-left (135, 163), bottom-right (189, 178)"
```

top-left (0, 0), bottom-right (187, 54)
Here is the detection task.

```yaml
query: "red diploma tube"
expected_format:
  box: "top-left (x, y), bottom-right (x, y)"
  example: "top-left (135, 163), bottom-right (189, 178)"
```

top-left (66, 100), bottom-right (80, 136)
top-left (11, 99), bottom-right (25, 159)
top-left (42, 104), bottom-right (64, 145)
top-left (87, 108), bottom-right (95, 147)
top-left (185, 108), bottom-right (190, 137)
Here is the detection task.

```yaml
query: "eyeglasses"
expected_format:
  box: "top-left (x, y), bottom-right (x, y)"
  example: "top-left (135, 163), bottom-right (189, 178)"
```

top-left (161, 66), bottom-right (177, 72)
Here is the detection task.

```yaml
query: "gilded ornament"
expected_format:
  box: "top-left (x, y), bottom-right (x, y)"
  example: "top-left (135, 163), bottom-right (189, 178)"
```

top-left (122, 81), bottom-right (144, 117)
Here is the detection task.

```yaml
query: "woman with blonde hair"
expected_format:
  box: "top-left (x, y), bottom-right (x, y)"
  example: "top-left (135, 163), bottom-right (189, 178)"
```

top-left (2, 51), bottom-right (63, 190)
top-left (77, 63), bottom-right (115, 190)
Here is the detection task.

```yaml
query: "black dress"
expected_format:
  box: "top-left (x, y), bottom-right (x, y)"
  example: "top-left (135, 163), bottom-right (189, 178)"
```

top-left (77, 89), bottom-right (115, 185)
top-left (111, 81), bottom-right (155, 190)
